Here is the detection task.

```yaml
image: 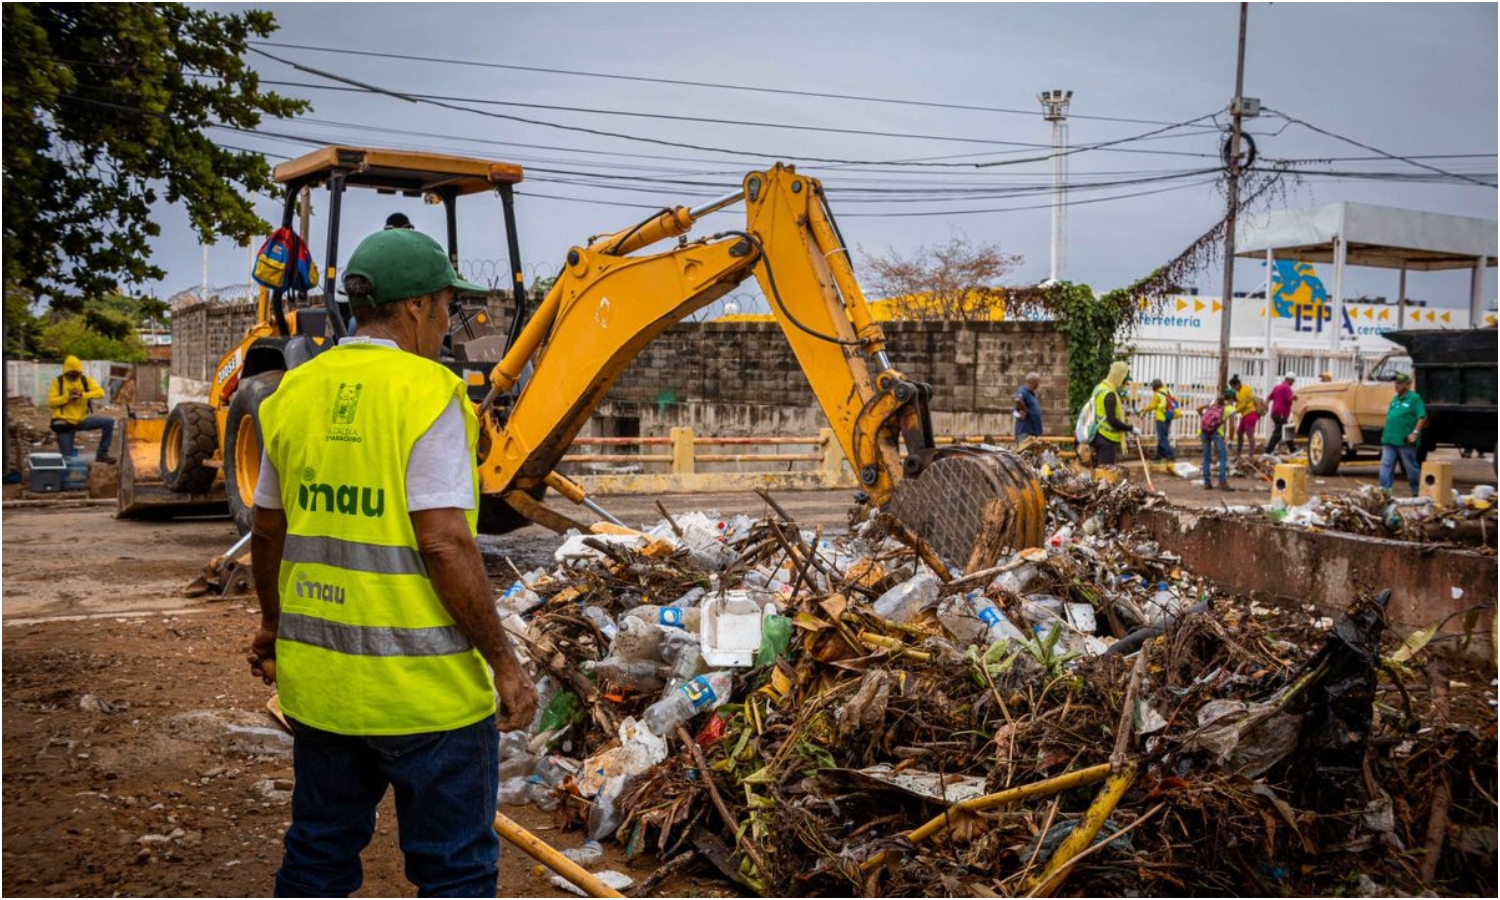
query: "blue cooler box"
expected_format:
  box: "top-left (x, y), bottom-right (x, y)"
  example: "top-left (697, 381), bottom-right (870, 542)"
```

top-left (28, 453), bottom-right (66, 493)
top-left (63, 457), bottom-right (90, 491)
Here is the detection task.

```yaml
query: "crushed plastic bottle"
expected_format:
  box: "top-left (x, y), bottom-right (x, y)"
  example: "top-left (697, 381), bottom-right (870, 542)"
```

top-left (991, 560), bottom-right (1042, 595)
top-left (660, 629), bottom-right (706, 687)
top-left (590, 657), bottom-right (669, 692)
top-left (497, 580), bottom-right (543, 616)
top-left (561, 840), bottom-right (604, 868)
top-left (668, 586), bottom-right (707, 609)
top-left (611, 617), bottom-right (666, 662)
top-left (1046, 525), bottom-right (1075, 549)
top-left (872, 573), bottom-right (940, 622)
top-left (623, 605), bottom-right (701, 631)
top-left (643, 671), bottom-right (733, 736)
top-left (525, 755), bottom-right (579, 812)
top-left (676, 512), bottom-right (735, 570)
top-left (940, 591), bottom-right (1025, 647)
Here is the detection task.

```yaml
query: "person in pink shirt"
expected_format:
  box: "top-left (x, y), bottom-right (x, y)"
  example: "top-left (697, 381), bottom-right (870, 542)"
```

top-left (1266, 373), bottom-right (1297, 454)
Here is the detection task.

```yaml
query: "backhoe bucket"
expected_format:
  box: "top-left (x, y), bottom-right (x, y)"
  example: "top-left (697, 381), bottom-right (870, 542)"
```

top-left (885, 449), bottom-right (1047, 573)
top-left (116, 417), bottom-right (229, 520)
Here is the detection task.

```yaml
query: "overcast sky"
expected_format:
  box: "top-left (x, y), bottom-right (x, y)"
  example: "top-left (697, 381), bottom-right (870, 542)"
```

top-left (159, 1), bottom-right (1497, 312)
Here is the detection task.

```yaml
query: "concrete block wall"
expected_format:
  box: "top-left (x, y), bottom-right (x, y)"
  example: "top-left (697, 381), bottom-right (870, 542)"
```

top-left (170, 299), bottom-right (1072, 440)
top-left (170, 298), bottom-right (259, 382)
top-left (599, 320), bottom-right (1070, 438)
top-left (170, 292), bottom-right (528, 383)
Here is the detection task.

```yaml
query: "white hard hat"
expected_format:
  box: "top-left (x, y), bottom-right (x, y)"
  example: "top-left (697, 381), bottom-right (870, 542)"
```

top-left (1282, 372), bottom-right (1297, 380)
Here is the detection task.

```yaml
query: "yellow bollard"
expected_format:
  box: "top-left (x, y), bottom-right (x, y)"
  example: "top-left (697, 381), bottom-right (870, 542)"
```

top-left (1419, 461), bottom-right (1453, 508)
top-left (1271, 463), bottom-right (1309, 506)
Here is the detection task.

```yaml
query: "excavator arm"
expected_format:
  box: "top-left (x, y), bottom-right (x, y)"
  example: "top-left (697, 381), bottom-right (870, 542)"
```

top-left (480, 164), bottom-right (1044, 565)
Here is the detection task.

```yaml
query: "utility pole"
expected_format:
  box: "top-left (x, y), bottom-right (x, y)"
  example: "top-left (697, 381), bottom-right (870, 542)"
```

top-left (1039, 89), bottom-right (1073, 284)
top-left (1215, 2), bottom-right (1249, 396)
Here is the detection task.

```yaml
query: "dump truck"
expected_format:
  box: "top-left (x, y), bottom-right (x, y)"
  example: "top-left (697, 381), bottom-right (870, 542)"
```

top-left (1292, 327), bottom-right (1497, 475)
top-left (122, 145), bottom-right (1044, 579)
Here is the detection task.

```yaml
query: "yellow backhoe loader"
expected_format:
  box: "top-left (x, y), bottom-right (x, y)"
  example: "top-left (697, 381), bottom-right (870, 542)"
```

top-left (123, 146), bottom-right (1045, 591)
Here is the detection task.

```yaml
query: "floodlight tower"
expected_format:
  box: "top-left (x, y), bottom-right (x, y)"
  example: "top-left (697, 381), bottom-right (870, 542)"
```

top-left (1039, 89), bottom-right (1073, 284)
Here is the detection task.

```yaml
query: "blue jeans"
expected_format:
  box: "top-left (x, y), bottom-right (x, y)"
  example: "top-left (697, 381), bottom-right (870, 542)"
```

top-left (1201, 432), bottom-right (1227, 485)
top-left (277, 715), bottom-right (500, 898)
top-left (1155, 420), bottom-right (1175, 461)
top-left (55, 415), bottom-right (114, 458)
top-left (1380, 444), bottom-right (1420, 496)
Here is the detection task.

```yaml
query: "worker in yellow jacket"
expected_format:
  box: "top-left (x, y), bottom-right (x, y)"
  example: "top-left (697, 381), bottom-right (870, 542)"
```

top-left (47, 356), bottom-right (116, 463)
top-left (247, 229), bottom-right (536, 897)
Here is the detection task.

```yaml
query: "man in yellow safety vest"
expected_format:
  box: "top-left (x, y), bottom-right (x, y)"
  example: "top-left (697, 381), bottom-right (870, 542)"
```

top-left (247, 228), bottom-right (537, 896)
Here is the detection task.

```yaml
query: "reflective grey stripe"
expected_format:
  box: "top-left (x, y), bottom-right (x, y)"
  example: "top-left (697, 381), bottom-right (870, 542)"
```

top-left (284, 534), bottom-right (427, 576)
top-left (280, 612), bottom-right (473, 657)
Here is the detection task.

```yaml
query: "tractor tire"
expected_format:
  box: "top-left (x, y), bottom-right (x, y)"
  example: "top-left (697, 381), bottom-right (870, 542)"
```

top-left (160, 402), bottom-right (219, 494)
top-left (1306, 418), bottom-right (1344, 476)
top-left (224, 371), bottom-right (283, 535)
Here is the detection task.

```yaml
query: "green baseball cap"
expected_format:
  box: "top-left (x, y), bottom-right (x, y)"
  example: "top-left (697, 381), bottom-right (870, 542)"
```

top-left (1393, 371), bottom-right (1411, 383)
top-left (342, 229), bottom-right (487, 307)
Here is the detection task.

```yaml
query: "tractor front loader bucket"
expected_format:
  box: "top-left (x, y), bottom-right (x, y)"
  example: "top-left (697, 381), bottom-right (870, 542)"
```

top-left (116, 417), bottom-right (229, 520)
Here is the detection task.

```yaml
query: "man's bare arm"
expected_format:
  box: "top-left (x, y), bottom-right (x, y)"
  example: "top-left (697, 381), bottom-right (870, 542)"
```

top-left (248, 506), bottom-right (288, 684)
top-left (412, 508), bottom-right (538, 730)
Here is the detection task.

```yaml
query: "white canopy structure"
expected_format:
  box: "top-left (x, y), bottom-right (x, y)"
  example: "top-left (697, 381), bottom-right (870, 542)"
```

top-left (1235, 202), bottom-right (1496, 351)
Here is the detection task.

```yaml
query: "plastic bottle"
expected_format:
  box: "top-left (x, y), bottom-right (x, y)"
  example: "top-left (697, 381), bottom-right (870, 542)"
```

top-left (643, 671), bottom-right (733, 736)
top-left (668, 586), bottom-right (707, 609)
top-left (1143, 582), bottom-right (1180, 626)
top-left (969, 592), bottom-right (1027, 644)
top-left (525, 755), bottom-right (578, 812)
top-left (991, 561), bottom-right (1041, 596)
top-left (1046, 524), bottom-right (1075, 549)
top-left (660, 629), bottom-right (707, 687)
top-left (591, 658), bottom-right (669, 692)
top-left (611, 617), bottom-right (666, 662)
top-left (581, 605), bottom-right (618, 642)
top-left (562, 840), bottom-right (604, 868)
top-left (497, 580), bottom-right (543, 616)
top-left (623, 605), bottom-right (700, 631)
top-left (1022, 596), bottom-right (1067, 637)
top-left (872, 573), bottom-right (940, 622)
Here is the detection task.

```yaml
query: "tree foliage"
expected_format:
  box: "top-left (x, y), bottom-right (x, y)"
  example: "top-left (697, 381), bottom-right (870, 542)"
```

top-left (1, 3), bottom-right (309, 306)
top-left (860, 233), bottom-right (1023, 321)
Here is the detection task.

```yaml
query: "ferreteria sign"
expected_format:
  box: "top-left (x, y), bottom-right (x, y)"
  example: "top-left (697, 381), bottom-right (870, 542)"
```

top-left (1134, 261), bottom-right (1462, 350)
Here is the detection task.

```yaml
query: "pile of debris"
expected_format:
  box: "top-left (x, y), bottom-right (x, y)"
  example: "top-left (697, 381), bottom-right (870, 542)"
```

top-left (1207, 484), bottom-right (1498, 550)
top-left (491, 481), bottom-right (1496, 897)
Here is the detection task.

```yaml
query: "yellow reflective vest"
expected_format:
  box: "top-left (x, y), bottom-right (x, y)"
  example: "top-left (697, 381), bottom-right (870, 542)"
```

top-left (260, 343), bottom-right (493, 735)
top-left (1091, 382), bottom-right (1126, 448)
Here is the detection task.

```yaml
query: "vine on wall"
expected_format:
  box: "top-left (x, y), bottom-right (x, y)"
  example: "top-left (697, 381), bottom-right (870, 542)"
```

top-left (1042, 281), bottom-right (1137, 419)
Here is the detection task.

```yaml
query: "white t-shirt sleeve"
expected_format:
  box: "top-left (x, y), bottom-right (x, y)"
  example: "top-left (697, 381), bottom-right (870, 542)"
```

top-left (406, 398), bottom-right (477, 512)
top-left (253, 448), bottom-right (282, 509)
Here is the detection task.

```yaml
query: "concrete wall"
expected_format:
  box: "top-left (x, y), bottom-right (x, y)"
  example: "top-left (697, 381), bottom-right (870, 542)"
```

top-left (6, 360), bottom-right (136, 407)
top-left (1126, 507), bottom-right (1497, 666)
top-left (170, 299), bottom-right (1072, 439)
top-left (598, 320), bottom-right (1070, 438)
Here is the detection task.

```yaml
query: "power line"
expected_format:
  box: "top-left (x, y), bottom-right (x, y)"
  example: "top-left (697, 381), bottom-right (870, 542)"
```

top-left (1266, 108), bottom-right (1497, 190)
top-left (255, 73), bottom-right (1226, 164)
top-left (249, 39), bottom-right (1226, 130)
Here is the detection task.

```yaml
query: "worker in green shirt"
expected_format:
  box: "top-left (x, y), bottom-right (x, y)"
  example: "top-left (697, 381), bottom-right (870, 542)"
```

top-left (1378, 371), bottom-right (1426, 496)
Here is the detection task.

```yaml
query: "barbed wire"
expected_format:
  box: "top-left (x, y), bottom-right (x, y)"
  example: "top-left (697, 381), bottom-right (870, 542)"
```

top-left (167, 283), bottom-right (262, 308)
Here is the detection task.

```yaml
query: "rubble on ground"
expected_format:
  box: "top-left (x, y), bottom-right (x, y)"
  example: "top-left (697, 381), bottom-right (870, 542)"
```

top-left (490, 474), bottom-right (1496, 897)
top-left (1214, 482), bottom-right (1497, 551)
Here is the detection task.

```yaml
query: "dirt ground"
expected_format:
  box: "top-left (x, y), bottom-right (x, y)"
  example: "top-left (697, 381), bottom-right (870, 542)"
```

top-left (0, 493), bottom-right (850, 898)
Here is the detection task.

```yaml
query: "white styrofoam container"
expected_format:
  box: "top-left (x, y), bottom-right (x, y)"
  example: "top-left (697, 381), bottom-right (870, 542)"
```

top-left (698, 590), bottom-right (763, 668)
